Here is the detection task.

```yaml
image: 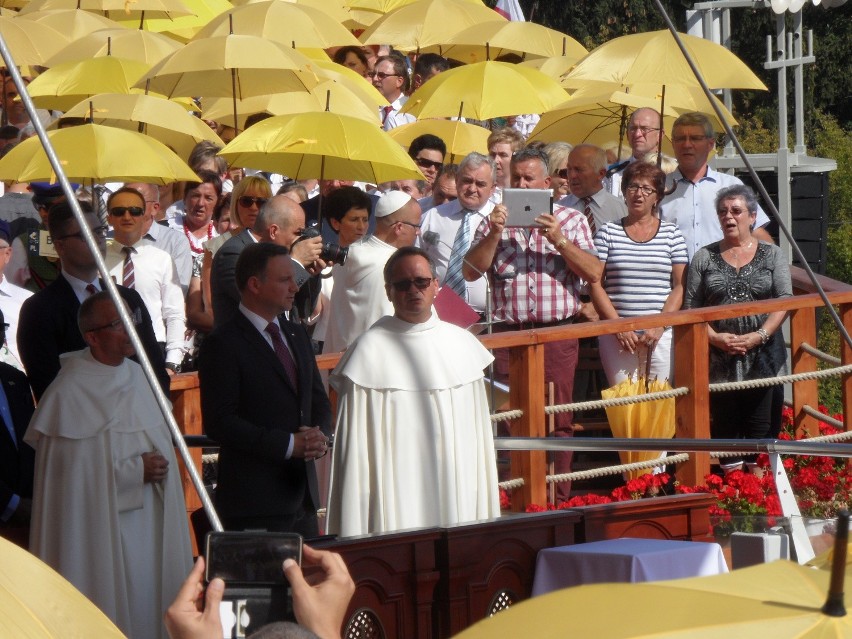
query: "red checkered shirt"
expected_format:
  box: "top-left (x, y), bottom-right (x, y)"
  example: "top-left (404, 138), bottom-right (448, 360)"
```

top-left (472, 204), bottom-right (596, 324)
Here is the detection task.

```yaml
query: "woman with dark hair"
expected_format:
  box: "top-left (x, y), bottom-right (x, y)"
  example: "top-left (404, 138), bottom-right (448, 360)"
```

top-left (684, 183), bottom-right (791, 473)
top-left (590, 161), bottom-right (688, 384)
top-left (332, 46), bottom-right (371, 78)
top-left (323, 185), bottom-right (372, 248)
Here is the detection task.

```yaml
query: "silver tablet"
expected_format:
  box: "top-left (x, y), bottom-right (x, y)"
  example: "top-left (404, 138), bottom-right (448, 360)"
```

top-left (502, 188), bottom-right (553, 227)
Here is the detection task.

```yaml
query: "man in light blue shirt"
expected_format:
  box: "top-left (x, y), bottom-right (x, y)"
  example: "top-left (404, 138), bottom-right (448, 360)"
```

top-left (660, 112), bottom-right (772, 259)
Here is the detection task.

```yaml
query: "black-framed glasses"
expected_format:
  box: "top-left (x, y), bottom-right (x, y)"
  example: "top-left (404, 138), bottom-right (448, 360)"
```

top-left (625, 184), bottom-right (656, 196)
top-left (415, 157), bottom-right (443, 171)
top-left (672, 134), bottom-right (709, 144)
top-left (108, 206), bottom-right (144, 217)
top-left (556, 168), bottom-right (570, 179)
top-left (56, 225), bottom-right (109, 241)
top-left (369, 71), bottom-right (400, 80)
top-left (397, 220), bottom-right (422, 230)
top-left (237, 196), bottom-right (268, 208)
top-left (627, 125), bottom-right (660, 135)
top-left (389, 277), bottom-right (433, 292)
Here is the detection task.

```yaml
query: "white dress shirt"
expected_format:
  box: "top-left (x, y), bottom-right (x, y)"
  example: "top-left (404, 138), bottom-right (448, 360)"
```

top-left (0, 274), bottom-right (32, 370)
top-left (381, 94), bottom-right (417, 131)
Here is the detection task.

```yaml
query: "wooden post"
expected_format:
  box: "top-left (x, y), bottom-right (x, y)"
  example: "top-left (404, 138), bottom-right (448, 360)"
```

top-left (841, 303), bottom-right (852, 433)
top-left (508, 342), bottom-right (546, 511)
top-left (790, 308), bottom-right (820, 437)
top-left (673, 322), bottom-right (710, 486)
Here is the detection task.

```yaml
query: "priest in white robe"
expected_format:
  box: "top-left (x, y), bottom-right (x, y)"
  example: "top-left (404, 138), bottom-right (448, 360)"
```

top-left (25, 292), bottom-right (193, 639)
top-left (327, 247), bottom-right (500, 537)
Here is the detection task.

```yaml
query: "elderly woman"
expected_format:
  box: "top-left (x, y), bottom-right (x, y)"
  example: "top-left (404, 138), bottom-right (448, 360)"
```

top-left (590, 161), bottom-right (688, 384)
top-left (684, 184), bottom-right (791, 473)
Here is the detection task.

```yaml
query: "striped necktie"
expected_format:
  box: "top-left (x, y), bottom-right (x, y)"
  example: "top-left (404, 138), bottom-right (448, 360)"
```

top-left (444, 210), bottom-right (472, 297)
top-left (582, 196), bottom-right (596, 236)
top-left (121, 246), bottom-right (135, 289)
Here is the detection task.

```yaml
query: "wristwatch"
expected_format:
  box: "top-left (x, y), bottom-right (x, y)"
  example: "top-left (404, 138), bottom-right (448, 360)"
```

top-left (165, 362), bottom-right (181, 373)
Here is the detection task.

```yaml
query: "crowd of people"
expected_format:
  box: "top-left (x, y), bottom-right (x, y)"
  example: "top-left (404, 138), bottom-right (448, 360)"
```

top-left (0, 43), bottom-right (793, 638)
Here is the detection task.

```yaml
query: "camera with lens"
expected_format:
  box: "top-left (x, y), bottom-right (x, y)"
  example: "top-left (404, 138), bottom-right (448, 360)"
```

top-left (296, 221), bottom-right (348, 265)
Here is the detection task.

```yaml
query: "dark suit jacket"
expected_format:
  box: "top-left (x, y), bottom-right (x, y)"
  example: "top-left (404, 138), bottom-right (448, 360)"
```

top-left (0, 363), bottom-right (35, 516)
top-left (209, 229), bottom-right (313, 329)
top-left (198, 311), bottom-right (331, 520)
top-left (17, 274), bottom-right (169, 401)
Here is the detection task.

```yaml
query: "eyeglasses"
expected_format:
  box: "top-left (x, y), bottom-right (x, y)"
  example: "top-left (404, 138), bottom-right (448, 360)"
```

top-left (108, 206), bottom-right (144, 217)
top-left (717, 207), bottom-right (749, 217)
top-left (627, 125), bottom-right (660, 136)
top-left (625, 184), bottom-right (656, 196)
top-left (86, 316), bottom-right (138, 333)
top-left (369, 71), bottom-right (400, 80)
top-left (237, 196), bottom-right (268, 208)
top-left (672, 135), bottom-right (709, 144)
top-left (389, 277), bottom-right (433, 292)
top-left (555, 168), bottom-right (570, 179)
top-left (415, 157), bottom-right (443, 171)
top-left (396, 220), bottom-right (422, 230)
top-left (56, 225), bottom-right (109, 241)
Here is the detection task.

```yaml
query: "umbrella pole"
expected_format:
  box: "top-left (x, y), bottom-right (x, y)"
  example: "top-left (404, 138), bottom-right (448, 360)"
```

top-left (657, 85), bottom-right (666, 167)
top-left (822, 510), bottom-right (849, 617)
top-left (616, 105), bottom-right (627, 162)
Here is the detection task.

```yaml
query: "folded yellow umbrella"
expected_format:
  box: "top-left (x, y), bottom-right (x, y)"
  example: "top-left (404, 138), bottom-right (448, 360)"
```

top-left (25, 56), bottom-right (152, 111)
top-left (219, 111), bottom-right (424, 184)
top-left (0, 123), bottom-right (199, 184)
top-left (401, 61), bottom-right (568, 121)
top-left (0, 15), bottom-right (67, 67)
top-left (0, 536), bottom-right (126, 638)
top-left (388, 119), bottom-right (489, 164)
top-left (437, 20), bottom-right (587, 64)
top-left (45, 27), bottom-right (182, 67)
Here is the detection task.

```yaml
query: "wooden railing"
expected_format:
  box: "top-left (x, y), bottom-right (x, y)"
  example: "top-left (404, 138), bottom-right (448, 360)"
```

top-left (170, 266), bottom-right (852, 516)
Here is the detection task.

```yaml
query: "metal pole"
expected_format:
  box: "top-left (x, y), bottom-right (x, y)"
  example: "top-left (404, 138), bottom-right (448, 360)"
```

top-left (0, 35), bottom-right (223, 532)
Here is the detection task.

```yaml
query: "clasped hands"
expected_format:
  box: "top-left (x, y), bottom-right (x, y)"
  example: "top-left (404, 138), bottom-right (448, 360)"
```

top-left (294, 426), bottom-right (329, 460)
top-left (616, 327), bottom-right (664, 354)
top-left (711, 331), bottom-right (760, 355)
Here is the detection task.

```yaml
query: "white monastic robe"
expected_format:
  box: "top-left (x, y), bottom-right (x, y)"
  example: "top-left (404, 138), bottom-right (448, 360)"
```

top-left (324, 235), bottom-right (396, 354)
top-left (327, 312), bottom-right (500, 537)
top-left (25, 349), bottom-right (193, 639)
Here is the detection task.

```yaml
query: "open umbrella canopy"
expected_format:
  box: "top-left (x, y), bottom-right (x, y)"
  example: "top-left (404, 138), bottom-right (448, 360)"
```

top-left (359, 0), bottom-right (505, 52)
top-left (401, 61), bottom-right (568, 121)
top-left (0, 123), bottom-right (199, 184)
top-left (305, 58), bottom-right (388, 108)
top-left (202, 81), bottom-right (381, 129)
top-left (112, 0), bottom-right (231, 41)
top-left (218, 112), bottom-right (423, 183)
top-left (564, 29), bottom-right (767, 91)
top-left (135, 34), bottom-right (324, 99)
top-left (60, 92), bottom-right (223, 159)
top-left (454, 560), bottom-right (852, 638)
top-left (388, 119), bottom-right (489, 164)
top-left (14, 9), bottom-right (121, 42)
top-left (0, 14), bottom-right (67, 66)
top-left (18, 0), bottom-right (194, 18)
top-left (232, 0), bottom-right (354, 26)
top-left (195, 0), bottom-right (362, 49)
top-left (438, 20), bottom-right (587, 64)
top-left (25, 56), bottom-right (152, 111)
top-left (45, 27), bottom-right (182, 66)
top-left (0, 536), bottom-right (126, 638)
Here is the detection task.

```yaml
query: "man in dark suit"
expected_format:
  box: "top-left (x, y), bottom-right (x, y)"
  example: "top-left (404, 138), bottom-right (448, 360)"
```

top-left (199, 242), bottom-right (331, 535)
top-left (17, 200), bottom-right (169, 401)
top-left (210, 195), bottom-right (324, 329)
top-left (0, 308), bottom-right (35, 547)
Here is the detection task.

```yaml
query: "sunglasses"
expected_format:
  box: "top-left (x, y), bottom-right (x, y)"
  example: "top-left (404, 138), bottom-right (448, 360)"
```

top-left (238, 196), bottom-right (268, 208)
top-left (108, 206), bottom-right (144, 217)
top-left (369, 71), bottom-right (400, 80)
top-left (556, 168), bottom-right (570, 179)
top-left (389, 277), bottom-right (433, 292)
top-left (415, 157), bottom-right (443, 171)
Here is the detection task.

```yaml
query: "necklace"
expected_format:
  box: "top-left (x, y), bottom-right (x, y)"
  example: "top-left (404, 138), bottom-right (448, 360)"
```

top-left (183, 220), bottom-right (213, 254)
top-left (723, 239), bottom-right (754, 269)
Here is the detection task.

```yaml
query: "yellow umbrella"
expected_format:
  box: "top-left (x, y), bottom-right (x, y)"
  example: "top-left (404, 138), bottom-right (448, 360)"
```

top-left (135, 34), bottom-right (323, 99)
top-left (437, 21), bottom-right (587, 64)
top-left (14, 9), bottom-right (121, 41)
top-left (60, 92), bottom-right (223, 159)
top-left (401, 61), bottom-right (568, 121)
top-left (202, 81), bottom-right (381, 128)
top-left (0, 14), bottom-right (67, 66)
top-left (25, 56), bottom-right (152, 111)
top-left (359, 0), bottom-right (505, 52)
top-left (0, 123), bottom-right (199, 184)
top-left (195, 0), bottom-right (361, 48)
top-left (388, 119), bottom-right (489, 164)
top-left (112, 0), bottom-right (231, 41)
top-left (519, 55), bottom-right (583, 81)
top-left (45, 27), bottom-right (182, 66)
top-left (232, 0), bottom-right (354, 27)
top-left (0, 536), bottom-right (126, 638)
top-left (564, 29), bottom-right (767, 91)
top-left (306, 58), bottom-right (388, 108)
top-left (18, 0), bottom-right (194, 19)
top-left (218, 112), bottom-right (423, 183)
top-left (454, 560), bottom-right (852, 638)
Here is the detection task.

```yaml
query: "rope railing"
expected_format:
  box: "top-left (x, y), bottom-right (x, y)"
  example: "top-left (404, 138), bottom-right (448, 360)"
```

top-left (489, 408), bottom-right (524, 422)
top-left (800, 342), bottom-right (842, 365)
top-left (709, 363), bottom-right (852, 392)
top-left (545, 386), bottom-right (689, 414)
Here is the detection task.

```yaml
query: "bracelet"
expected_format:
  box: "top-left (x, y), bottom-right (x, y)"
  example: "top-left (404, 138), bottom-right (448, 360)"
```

top-left (756, 328), bottom-right (770, 344)
top-left (554, 238), bottom-right (568, 250)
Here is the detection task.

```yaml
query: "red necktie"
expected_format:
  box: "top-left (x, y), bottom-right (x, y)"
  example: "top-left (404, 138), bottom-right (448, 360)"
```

top-left (121, 246), bottom-right (135, 289)
top-left (582, 196), bottom-right (597, 236)
top-left (265, 322), bottom-right (298, 390)
top-left (382, 105), bottom-right (393, 125)
top-left (85, 283), bottom-right (98, 296)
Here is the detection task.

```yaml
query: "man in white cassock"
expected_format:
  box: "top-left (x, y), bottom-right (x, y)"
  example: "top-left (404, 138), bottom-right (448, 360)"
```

top-left (25, 291), bottom-right (193, 639)
top-left (326, 247), bottom-right (500, 537)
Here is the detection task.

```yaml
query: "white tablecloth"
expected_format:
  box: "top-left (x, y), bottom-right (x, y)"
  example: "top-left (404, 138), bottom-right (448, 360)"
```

top-left (532, 537), bottom-right (729, 596)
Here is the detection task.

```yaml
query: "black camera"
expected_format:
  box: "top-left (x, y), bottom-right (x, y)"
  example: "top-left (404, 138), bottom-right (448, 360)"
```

top-left (297, 221), bottom-right (348, 265)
